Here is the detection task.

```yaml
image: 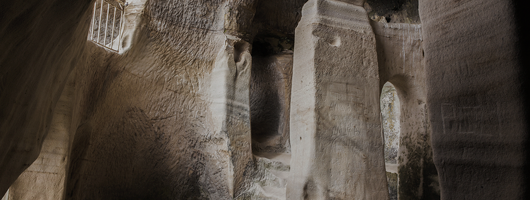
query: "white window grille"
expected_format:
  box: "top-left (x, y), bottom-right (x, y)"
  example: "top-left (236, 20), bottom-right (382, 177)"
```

top-left (88, 0), bottom-right (124, 52)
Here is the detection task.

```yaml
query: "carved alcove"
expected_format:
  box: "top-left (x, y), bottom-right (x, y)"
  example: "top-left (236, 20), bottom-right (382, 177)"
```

top-left (380, 81), bottom-right (401, 200)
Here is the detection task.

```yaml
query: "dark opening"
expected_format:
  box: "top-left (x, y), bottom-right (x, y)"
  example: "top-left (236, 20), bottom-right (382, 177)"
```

top-left (249, 33), bottom-right (293, 154)
top-left (365, 0), bottom-right (420, 24)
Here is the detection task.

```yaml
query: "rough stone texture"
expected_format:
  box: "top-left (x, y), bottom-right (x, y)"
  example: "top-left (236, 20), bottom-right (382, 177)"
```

top-left (365, 0), bottom-right (420, 24)
top-left (224, 0), bottom-right (258, 40)
top-left (119, 0), bottom-right (149, 53)
top-left (288, 0), bottom-right (388, 199)
top-left (250, 153), bottom-right (291, 199)
top-left (248, 26), bottom-right (294, 200)
top-left (420, 0), bottom-right (525, 199)
top-left (252, 0), bottom-right (306, 36)
top-left (251, 53), bottom-right (293, 153)
top-left (7, 73), bottom-right (76, 200)
top-left (0, 0), bottom-right (527, 199)
top-left (372, 21), bottom-right (439, 200)
top-left (63, 0), bottom-right (259, 199)
top-left (0, 0), bottom-right (92, 195)
top-left (381, 82), bottom-right (400, 165)
top-left (0, 0), bottom-right (295, 198)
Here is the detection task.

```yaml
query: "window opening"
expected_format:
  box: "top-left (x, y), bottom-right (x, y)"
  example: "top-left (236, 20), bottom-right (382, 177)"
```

top-left (380, 82), bottom-right (400, 200)
top-left (88, 0), bottom-right (124, 52)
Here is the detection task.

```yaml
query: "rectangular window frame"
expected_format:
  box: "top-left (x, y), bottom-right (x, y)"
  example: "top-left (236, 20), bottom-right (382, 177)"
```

top-left (88, 0), bottom-right (125, 52)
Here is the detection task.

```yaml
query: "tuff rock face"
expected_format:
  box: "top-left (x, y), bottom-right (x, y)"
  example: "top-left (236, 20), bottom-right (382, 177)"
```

top-left (0, 0), bottom-right (528, 199)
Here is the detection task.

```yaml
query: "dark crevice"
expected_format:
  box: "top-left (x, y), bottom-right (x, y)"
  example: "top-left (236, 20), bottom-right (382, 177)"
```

top-left (365, 0), bottom-right (420, 24)
top-left (249, 54), bottom-right (284, 150)
top-left (251, 33), bottom-right (294, 56)
top-left (249, 32), bottom-right (293, 154)
top-left (513, 0), bottom-right (530, 199)
top-left (248, 0), bottom-right (300, 153)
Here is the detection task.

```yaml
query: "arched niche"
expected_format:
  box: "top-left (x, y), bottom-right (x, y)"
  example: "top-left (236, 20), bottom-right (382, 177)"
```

top-left (377, 74), bottom-right (440, 200)
top-left (380, 81), bottom-right (401, 200)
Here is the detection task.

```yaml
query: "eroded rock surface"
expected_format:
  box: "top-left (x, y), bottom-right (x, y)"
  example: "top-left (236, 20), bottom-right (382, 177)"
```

top-left (0, 0), bottom-right (92, 195)
top-left (372, 21), bottom-right (439, 199)
top-left (0, 0), bottom-right (527, 199)
top-left (289, 0), bottom-right (388, 199)
top-left (420, 0), bottom-right (527, 199)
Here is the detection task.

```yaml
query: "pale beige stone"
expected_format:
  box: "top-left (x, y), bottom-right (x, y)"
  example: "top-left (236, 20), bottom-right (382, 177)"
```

top-left (288, 0), bottom-right (387, 199)
top-left (0, 0), bottom-right (527, 199)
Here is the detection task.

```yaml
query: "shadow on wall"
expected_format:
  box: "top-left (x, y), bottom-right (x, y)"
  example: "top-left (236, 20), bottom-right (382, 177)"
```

top-left (365, 0), bottom-right (419, 23)
top-left (513, 0), bottom-right (530, 199)
top-left (0, 0), bottom-right (93, 195)
top-left (250, 33), bottom-right (294, 154)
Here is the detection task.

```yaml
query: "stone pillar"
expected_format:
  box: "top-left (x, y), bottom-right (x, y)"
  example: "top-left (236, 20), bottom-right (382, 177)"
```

top-left (288, 0), bottom-right (388, 199)
top-left (209, 35), bottom-right (254, 198)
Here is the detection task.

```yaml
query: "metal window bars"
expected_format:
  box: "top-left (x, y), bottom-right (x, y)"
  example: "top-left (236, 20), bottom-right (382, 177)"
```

top-left (88, 0), bottom-right (124, 52)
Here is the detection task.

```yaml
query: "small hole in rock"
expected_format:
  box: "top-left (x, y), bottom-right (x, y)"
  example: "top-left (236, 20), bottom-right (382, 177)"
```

top-left (330, 36), bottom-right (341, 47)
top-left (234, 42), bottom-right (249, 63)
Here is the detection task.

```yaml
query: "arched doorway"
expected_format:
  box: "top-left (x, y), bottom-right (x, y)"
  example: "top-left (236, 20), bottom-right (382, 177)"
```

top-left (380, 82), bottom-right (400, 200)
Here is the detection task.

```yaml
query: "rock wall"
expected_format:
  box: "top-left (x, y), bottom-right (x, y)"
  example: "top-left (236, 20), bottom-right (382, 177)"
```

top-left (251, 53), bottom-right (293, 153)
top-left (0, 0), bottom-right (527, 199)
top-left (0, 0), bottom-right (300, 198)
top-left (7, 73), bottom-right (76, 200)
top-left (0, 0), bottom-right (92, 195)
top-left (365, 0), bottom-right (419, 23)
top-left (420, 0), bottom-right (527, 199)
top-left (372, 21), bottom-right (439, 199)
top-left (64, 0), bottom-right (260, 198)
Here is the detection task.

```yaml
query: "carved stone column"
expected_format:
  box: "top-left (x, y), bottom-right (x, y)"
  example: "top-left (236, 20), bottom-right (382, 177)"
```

top-left (209, 35), bottom-right (254, 198)
top-left (288, 0), bottom-right (388, 199)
